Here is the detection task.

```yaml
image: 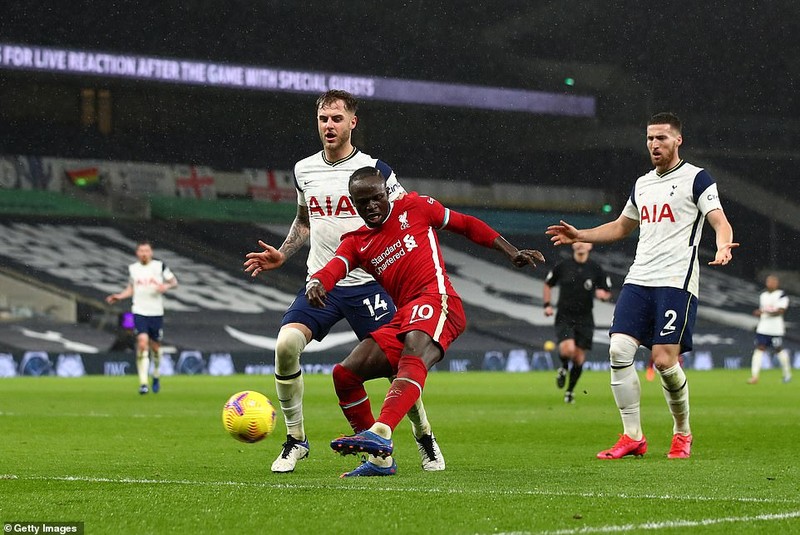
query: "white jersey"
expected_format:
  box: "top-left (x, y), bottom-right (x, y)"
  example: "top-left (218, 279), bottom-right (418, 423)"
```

top-left (294, 149), bottom-right (405, 287)
top-left (621, 160), bottom-right (723, 297)
top-left (128, 260), bottom-right (176, 316)
top-left (756, 289), bottom-right (788, 336)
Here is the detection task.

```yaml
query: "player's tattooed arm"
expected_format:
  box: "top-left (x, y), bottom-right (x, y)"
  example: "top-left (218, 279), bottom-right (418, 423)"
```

top-left (244, 206), bottom-right (311, 277)
top-left (279, 205), bottom-right (311, 260)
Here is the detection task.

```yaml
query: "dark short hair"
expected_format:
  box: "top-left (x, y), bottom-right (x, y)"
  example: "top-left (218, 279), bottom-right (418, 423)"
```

top-left (648, 112), bottom-right (682, 134)
top-left (316, 90), bottom-right (359, 114)
top-left (136, 240), bottom-right (152, 248)
top-left (349, 166), bottom-right (384, 187)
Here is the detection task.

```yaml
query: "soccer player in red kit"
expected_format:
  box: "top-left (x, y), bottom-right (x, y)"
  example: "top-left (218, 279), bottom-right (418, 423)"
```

top-left (306, 166), bottom-right (545, 477)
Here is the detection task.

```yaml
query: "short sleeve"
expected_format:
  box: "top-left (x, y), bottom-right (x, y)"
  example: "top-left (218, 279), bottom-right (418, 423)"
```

top-left (695, 181), bottom-right (723, 216)
top-left (419, 195), bottom-right (448, 228)
top-left (544, 267), bottom-right (558, 287)
top-left (294, 165), bottom-right (306, 207)
top-left (621, 197), bottom-right (639, 221)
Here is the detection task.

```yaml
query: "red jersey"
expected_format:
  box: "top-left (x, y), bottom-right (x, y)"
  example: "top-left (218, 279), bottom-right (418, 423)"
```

top-left (312, 192), bottom-right (499, 308)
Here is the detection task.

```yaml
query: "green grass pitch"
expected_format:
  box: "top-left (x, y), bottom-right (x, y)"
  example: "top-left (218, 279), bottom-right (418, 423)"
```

top-left (1, 369), bottom-right (799, 534)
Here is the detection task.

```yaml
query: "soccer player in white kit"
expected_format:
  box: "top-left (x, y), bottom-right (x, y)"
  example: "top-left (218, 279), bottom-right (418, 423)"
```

top-left (244, 90), bottom-right (445, 473)
top-left (748, 274), bottom-right (792, 384)
top-left (547, 112), bottom-right (738, 459)
top-left (106, 241), bottom-right (178, 394)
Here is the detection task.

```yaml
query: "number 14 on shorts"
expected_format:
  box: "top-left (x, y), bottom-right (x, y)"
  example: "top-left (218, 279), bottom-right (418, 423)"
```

top-left (363, 294), bottom-right (391, 321)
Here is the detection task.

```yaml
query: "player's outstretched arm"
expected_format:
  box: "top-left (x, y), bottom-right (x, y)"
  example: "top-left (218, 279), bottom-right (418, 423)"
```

top-left (545, 220), bottom-right (581, 245)
top-left (493, 236), bottom-right (545, 269)
top-left (243, 240), bottom-right (286, 277)
top-left (706, 209), bottom-right (739, 266)
top-left (106, 284), bottom-right (133, 304)
top-left (278, 205), bottom-right (311, 260)
top-left (546, 216), bottom-right (637, 246)
top-left (158, 275), bottom-right (178, 293)
top-left (440, 208), bottom-right (545, 268)
top-left (243, 205), bottom-right (311, 278)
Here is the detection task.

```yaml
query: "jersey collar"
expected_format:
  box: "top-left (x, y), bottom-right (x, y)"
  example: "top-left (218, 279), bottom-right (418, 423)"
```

top-left (322, 147), bottom-right (359, 166)
top-left (656, 159), bottom-right (685, 178)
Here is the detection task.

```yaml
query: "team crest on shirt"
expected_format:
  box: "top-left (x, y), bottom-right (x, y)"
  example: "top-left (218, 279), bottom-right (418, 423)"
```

top-left (398, 211), bottom-right (410, 229)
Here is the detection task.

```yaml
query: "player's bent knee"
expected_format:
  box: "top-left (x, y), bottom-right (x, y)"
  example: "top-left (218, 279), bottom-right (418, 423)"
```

top-left (275, 327), bottom-right (308, 374)
top-left (332, 363), bottom-right (363, 389)
top-left (609, 334), bottom-right (638, 368)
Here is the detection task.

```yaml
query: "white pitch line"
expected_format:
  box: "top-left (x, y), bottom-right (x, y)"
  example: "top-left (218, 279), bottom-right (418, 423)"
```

top-left (1, 412), bottom-right (173, 418)
top-left (1, 411), bottom-right (111, 418)
top-left (5, 475), bottom-right (800, 506)
top-left (523, 510), bottom-right (800, 534)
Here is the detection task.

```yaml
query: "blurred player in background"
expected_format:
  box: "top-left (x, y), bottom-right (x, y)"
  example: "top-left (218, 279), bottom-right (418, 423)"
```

top-left (307, 167), bottom-right (545, 477)
top-left (106, 240), bottom-right (178, 394)
top-left (244, 90), bottom-right (445, 473)
top-left (547, 112), bottom-right (737, 460)
top-left (543, 242), bottom-right (612, 403)
top-left (748, 274), bottom-right (792, 384)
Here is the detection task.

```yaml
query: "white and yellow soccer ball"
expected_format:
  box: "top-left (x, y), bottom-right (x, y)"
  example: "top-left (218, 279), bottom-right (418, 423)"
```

top-left (222, 390), bottom-right (277, 443)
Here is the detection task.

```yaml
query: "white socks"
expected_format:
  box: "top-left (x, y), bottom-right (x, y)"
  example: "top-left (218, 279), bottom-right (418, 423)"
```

top-left (750, 348), bottom-right (764, 379)
top-left (611, 364), bottom-right (642, 440)
top-left (609, 335), bottom-right (642, 440)
top-left (777, 349), bottom-right (792, 380)
top-left (660, 363), bottom-right (691, 435)
top-left (753, 348), bottom-right (793, 381)
top-left (405, 397), bottom-right (431, 438)
top-left (274, 327), bottom-right (308, 440)
top-left (136, 349), bottom-right (149, 386)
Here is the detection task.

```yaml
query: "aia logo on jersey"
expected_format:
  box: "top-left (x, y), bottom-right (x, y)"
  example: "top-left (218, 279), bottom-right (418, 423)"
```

top-left (136, 277), bottom-right (160, 287)
top-left (307, 195), bottom-right (357, 217)
top-left (398, 211), bottom-right (410, 229)
top-left (640, 203), bottom-right (675, 223)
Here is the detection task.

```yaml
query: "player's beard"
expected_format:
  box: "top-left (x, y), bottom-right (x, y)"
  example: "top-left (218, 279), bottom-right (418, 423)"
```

top-left (323, 129), bottom-right (350, 154)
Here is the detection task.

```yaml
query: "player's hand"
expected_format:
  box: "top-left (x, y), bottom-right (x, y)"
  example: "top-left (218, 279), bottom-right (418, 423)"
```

top-left (305, 280), bottom-right (327, 308)
top-left (511, 249), bottom-right (545, 268)
top-left (544, 305), bottom-right (554, 317)
top-left (105, 295), bottom-right (118, 304)
top-left (546, 220), bottom-right (579, 246)
top-left (244, 240), bottom-right (286, 277)
top-left (708, 242), bottom-right (739, 266)
top-left (595, 289), bottom-right (612, 302)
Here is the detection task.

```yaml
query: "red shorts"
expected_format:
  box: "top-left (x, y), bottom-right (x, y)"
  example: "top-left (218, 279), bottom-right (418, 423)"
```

top-left (369, 293), bottom-right (466, 371)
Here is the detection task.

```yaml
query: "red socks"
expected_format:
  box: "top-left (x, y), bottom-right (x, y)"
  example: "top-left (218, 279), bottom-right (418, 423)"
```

top-left (332, 364), bottom-right (374, 432)
top-left (377, 355), bottom-right (428, 430)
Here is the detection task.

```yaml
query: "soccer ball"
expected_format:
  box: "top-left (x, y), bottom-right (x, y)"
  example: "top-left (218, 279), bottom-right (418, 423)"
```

top-left (221, 390), bottom-right (276, 443)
